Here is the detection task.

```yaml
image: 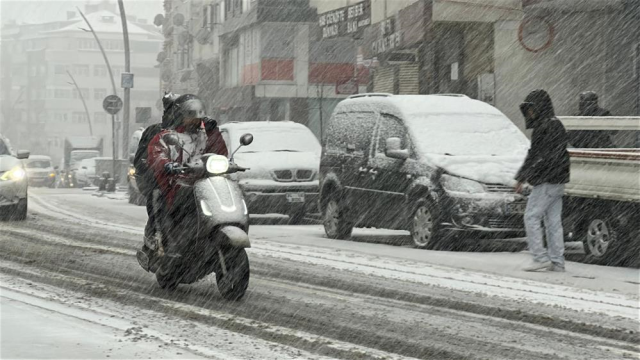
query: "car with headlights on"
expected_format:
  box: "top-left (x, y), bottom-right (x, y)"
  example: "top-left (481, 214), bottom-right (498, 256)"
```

top-left (219, 121), bottom-right (321, 224)
top-left (319, 94), bottom-right (530, 249)
top-left (0, 134), bottom-right (29, 220)
top-left (23, 155), bottom-right (55, 187)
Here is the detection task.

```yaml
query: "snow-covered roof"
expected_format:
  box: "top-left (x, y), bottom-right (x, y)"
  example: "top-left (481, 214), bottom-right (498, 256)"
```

top-left (44, 10), bottom-right (157, 37)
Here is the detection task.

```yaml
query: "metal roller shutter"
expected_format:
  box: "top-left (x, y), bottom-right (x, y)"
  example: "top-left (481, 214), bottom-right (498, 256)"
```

top-left (398, 64), bottom-right (419, 94)
top-left (374, 67), bottom-right (395, 93)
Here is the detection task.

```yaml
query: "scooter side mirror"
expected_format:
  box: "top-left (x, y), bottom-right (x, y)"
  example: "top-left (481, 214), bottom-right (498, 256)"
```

top-left (239, 133), bottom-right (253, 146)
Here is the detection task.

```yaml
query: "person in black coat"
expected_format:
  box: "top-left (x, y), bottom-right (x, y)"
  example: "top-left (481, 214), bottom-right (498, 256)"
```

top-left (567, 91), bottom-right (615, 148)
top-left (515, 89), bottom-right (570, 272)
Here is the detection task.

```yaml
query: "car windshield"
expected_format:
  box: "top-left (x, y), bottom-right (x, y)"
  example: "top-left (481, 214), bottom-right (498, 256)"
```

top-left (26, 160), bottom-right (51, 169)
top-left (233, 127), bottom-right (320, 154)
top-left (71, 151), bottom-right (99, 164)
top-left (405, 113), bottom-right (529, 157)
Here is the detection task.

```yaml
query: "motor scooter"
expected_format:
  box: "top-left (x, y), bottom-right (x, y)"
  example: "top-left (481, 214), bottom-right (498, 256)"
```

top-left (137, 132), bottom-right (254, 300)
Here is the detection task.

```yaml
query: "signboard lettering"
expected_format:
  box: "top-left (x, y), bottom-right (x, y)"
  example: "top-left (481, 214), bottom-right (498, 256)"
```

top-left (319, 0), bottom-right (371, 39)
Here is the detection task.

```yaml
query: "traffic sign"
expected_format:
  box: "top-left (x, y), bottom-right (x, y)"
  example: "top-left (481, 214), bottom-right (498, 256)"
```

top-left (103, 95), bottom-right (123, 115)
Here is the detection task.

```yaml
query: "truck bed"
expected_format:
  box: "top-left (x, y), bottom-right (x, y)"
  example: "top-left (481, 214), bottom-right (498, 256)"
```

top-left (566, 148), bottom-right (640, 202)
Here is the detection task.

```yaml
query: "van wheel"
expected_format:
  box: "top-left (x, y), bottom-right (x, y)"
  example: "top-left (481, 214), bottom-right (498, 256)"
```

top-left (583, 216), bottom-right (622, 266)
top-left (411, 199), bottom-right (443, 249)
top-left (323, 197), bottom-right (353, 240)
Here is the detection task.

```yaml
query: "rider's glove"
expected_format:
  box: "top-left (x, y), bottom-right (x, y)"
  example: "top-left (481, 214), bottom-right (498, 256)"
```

top-left (164, 162), bottom-right (182, 175)
top-left (202, 116), bottom-right (218, 132)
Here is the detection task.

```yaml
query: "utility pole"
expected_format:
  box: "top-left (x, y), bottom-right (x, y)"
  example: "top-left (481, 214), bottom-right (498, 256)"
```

top-left (118, 0), bottom-right (131, 159)
top-left (66, 70), bottom-right (94, 136)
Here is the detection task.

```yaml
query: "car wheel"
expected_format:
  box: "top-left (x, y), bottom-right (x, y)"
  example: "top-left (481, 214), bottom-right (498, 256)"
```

top-left (410, 199), bottom-right (443, 249)
top-left (583, 216), bottom-right (622, 266)
top-left (323, 196), bottom-right (353, 240)
top-left (10, 198), bottom-right (28, 221)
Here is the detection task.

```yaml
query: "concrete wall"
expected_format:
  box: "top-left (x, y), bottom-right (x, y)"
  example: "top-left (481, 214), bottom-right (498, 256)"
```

top-left (494, 9), bottom-right (639, 133)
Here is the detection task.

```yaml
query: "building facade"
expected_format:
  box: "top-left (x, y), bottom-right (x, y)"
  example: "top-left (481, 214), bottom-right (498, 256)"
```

top-left (0, 1), bottom-right (162, 166)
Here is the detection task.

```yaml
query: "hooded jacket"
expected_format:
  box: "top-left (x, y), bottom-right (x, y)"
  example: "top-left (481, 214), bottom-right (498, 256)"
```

top-left (567, 91), bottom-right (615, 148)
top-left (515, 90), bottom-right (571, 186)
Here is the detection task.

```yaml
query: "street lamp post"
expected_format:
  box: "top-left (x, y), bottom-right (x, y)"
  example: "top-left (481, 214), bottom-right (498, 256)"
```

top-left (118, 0), bottom-right (131, 159)
top-left (66, 70), bottom-right (94, 136)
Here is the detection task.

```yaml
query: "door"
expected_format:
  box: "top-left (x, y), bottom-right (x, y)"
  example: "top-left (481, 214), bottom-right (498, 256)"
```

top-left (325, 111), bottom-right (379, 221)
top-left (366, 113), bottom-right (414, 228)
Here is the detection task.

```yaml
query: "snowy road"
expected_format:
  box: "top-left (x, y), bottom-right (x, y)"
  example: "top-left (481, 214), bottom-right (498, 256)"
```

top-left (0, 188), bottom-right (638, 359)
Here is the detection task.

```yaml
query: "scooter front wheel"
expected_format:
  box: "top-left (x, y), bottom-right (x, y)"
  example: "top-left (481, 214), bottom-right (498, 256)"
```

top-left (216, 248), bottom-right (250, 301)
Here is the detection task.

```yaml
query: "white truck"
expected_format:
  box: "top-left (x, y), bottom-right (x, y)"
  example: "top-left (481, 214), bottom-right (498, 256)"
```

top-left (559, 116), bottom-right (640, 266)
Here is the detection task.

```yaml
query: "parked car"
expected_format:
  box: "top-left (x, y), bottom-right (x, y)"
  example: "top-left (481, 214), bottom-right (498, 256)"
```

top-left (319, 93), bottom-right (530, 249)
top-left (219, 121), bottom-right (321, 224)
top-left (0, 133), bottom-right (29, 220)
top-left (23, 155), bottom-right (56, 187)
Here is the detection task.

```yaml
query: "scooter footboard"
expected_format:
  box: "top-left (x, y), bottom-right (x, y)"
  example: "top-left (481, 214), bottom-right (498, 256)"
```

top-left (219, 226), bottom-right (251, 248)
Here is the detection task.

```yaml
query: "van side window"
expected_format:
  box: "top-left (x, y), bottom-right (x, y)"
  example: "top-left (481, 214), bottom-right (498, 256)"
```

top-left (376, 114), bottom-right (408, 154)
top-left (326, 112), bottom-right (377, 155)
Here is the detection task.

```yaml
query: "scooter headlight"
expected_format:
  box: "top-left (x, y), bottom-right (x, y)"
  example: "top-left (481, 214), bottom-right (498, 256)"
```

top-left (0, 166), bottom-right (26, 181)
top-left (206, 155), bottom-right (229, 175)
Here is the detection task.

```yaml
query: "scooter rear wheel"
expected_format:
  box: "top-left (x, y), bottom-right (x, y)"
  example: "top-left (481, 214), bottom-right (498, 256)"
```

top-left (216, 248), bottom-right (250, 301)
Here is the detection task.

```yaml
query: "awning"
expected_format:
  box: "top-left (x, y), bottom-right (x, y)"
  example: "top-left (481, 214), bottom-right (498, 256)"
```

top-left (433, 0), bottom-right (523, 22)
top-left (525, 0), bottom-right (625, 15)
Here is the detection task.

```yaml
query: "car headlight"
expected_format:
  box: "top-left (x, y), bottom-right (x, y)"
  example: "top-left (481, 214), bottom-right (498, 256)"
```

top-left (0, 166), bottom-right (26, 181)
top-left (49, 173), bottom-right (56, 177)
top-left (441, 174), bottom-right (485, 194)
top-left (206, 155), bottom-right (229, 175)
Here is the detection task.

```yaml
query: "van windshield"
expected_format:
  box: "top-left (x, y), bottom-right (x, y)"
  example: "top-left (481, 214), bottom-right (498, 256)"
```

top-left (405, 113), bottom-right (529, 157)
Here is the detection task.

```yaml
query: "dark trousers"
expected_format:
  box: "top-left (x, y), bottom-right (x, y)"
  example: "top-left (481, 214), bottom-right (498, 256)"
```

top-left (144, 192), bottom-right (157, 239)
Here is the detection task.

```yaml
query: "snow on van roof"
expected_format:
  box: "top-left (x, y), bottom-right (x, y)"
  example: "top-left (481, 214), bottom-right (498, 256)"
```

top-left (336, 94), bottom-right (502, 117)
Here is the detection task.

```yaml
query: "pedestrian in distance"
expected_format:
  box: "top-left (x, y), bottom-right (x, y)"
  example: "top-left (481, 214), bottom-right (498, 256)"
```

top-left (515, 89), bottom-right (571, 272)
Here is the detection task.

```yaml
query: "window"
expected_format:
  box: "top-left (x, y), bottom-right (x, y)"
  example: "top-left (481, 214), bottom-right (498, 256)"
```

top-left (73, 88), bottom-right (89, 99)
top-left (72, 112), bottom-right (87, 123)
top-left (54, 89), bottom-right (71, 99)
top-left (326, 112), bottom-right (378, 155)
top-left (376, 114), bottom-right (408, 154)
top-left (54, 65), bottom-right (67, 75)
top-left (94, 88), bottom-right (107, 100)
top-left (94, 112), bottom-right (106, 123)
top-left (73, 64), bottom-right (90, 77)
top-left (94, 65), bottom-right (107, 77)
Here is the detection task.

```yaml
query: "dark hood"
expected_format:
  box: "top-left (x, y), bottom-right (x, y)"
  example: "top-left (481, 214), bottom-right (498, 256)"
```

top-left (524, 89), bottom-right (555, 129)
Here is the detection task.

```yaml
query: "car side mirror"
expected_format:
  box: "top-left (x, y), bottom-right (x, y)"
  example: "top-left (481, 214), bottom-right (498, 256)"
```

top-left (82, 166), bottom-right (87, 170)
top-left (385, 137), bottom-right (409, 160)
top-left (54, 166), bottom-right (59, 170)
top-left (240, 133), bottom-right (253, 146)
top-left (16, 150), bottom-right (30, 160)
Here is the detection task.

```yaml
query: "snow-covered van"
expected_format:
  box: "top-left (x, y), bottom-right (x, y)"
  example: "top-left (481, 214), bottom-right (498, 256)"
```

top-left (319, 94), bottom-right (529, 249)
top-left (219, 121), bottom-right (321, 224)
top-left (559, 116), bottom-right (640, 266)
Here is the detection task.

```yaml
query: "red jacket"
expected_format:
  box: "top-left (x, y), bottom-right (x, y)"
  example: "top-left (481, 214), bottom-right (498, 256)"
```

top-left (148, 124), bottom-right (228, 206)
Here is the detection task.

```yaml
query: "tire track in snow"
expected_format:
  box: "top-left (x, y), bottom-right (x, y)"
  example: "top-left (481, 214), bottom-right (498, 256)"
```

top-left (28, 192), bottom-right (640, 321)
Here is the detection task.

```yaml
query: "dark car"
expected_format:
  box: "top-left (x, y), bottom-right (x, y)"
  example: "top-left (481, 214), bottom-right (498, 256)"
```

top-left (319, 94), bottom-right (530, 249)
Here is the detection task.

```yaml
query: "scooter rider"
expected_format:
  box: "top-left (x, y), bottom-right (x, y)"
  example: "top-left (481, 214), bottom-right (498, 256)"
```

top-left (145, 95), bottom-right (228, 256)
